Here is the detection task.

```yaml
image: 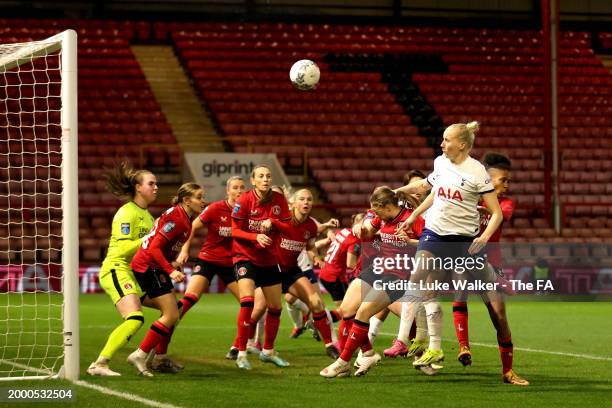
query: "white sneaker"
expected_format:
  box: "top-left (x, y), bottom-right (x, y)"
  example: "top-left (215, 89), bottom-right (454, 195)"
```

top-left (87, 362), bottom-right (121, 377)
top-left (320, 359), bottom-right (350, 378)
top-left (127, 350), bottom-right (153, 377)
top-left (354, 352), bottom-right (381, 376)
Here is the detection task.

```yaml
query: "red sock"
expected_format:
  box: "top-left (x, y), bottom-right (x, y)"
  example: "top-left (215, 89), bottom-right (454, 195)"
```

top-left (409, 320), bottom-right (417, 340)
top-left (139, 321), bottom-right (171, 353)
top-left (453, 302), bottom-right (469, 347)
top-left (340, 319), bottom-right (369, 361)
top-left (329, 309), bottom-right (341, 323)
top-left (247, 318), bottom-right (258, 340)
top-left (338, 315), bottom-right (354, 350)
top-left (263, 308), bottom-right (281, 350)
top-left (155, 326), bottom-right (174, 354)
top-left (178, 293), bottom-right (199, 319)
top-left (498, 336), bottom-right (513, 374)
top-left (232, 335), bottom-right (239, 349)
top-left (312, 310), bottom-right (332, 344)
top-left (237, 296), bottom-right (254, 352)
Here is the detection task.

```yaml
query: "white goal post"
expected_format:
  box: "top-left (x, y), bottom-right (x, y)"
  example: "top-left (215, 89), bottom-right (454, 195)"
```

top-left (0, 30), bottom-right (79, 381)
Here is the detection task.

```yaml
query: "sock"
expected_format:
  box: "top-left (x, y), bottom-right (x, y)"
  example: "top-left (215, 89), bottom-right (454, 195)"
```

top-left (255, 315), bottom-right (265, 344)
top-left (231, 335), bottom-right (239, 349)
top-left (409, 321), bottom-right (417, 340)
top-left (312, 310), bottom-right (333, 345)
top-left (99, 311), bottom-right (144, 360)
top-left (368, 316), bottom-right (383, 344)
top-left (329, 309), bottom-right (341, 322)
top-left (397, 301), bottom-right (418, 344)
top-left (293, 299), bottom-right (309, 314)
top-left (247, 318), bottom-right (258, 341)
top-left (338, 314), bottom-right (355, 350)
top-left (340, 319), bottom-right (369, 362)
top-left (177, 293), bottom-right (199, 319)
top-left (263, 308), bottom-right (281, 350)
top-left (139, 320), bottom-right (171, 353)
top-left (155, 326), bottom-right (174, 355)
top-left (237, 296), bottom-right (254, 352)
top-left (424, 299), bottom-right (443, 351)
top-left (325, 309), bottom-right (338, 342)
top-left (415, 304), bottom-right (429, 341)
top-left (498, 336), bottom-right (513, 374)
top-left (453, 301), bottom-right (469, 347)
top-left (286, 301), bottom-right (304, 329)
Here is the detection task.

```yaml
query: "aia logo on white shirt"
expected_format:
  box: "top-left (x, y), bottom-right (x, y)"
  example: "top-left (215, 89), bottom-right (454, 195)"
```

top-left (437, 187), bottom-right (463, 202)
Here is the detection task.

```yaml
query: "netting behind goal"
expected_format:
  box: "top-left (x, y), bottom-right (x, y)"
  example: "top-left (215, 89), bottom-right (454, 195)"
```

top-left (0, 30), bottom-right (79, 380)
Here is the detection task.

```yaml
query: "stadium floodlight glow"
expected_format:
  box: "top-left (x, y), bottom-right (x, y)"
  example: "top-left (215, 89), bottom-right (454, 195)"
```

top-left (0, 30), bottom-right (79, 381)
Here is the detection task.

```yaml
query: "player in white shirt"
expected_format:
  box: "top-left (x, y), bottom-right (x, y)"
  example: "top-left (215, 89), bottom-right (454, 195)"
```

top-left (395, 121), bottom-right (503, 368)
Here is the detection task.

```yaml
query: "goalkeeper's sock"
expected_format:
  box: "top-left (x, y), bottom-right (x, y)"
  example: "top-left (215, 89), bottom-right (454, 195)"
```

top-left (177, 293), bottom-right (199, 319)
top-left (99, 311), bottom-right (144, 360)
top-left (452, 301), bottom-right (469, 347)
top-left (139, 320), bottom-right (171, 353)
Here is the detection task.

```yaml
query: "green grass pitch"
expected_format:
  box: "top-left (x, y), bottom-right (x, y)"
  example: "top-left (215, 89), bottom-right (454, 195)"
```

top-left (2, 293), bottom-right (611, 407)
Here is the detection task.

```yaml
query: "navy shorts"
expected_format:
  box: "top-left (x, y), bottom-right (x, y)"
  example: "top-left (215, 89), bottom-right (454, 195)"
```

top-left (417, 228), bottom-right (477, 260)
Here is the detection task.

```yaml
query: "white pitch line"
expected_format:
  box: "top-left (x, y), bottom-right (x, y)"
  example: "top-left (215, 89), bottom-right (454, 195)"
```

top-left (72, 380), bottom-right (184, 408)
top-left (378, 331), bottom-right (612, 362)
top-left (0, 358), bottom-right (183, 408)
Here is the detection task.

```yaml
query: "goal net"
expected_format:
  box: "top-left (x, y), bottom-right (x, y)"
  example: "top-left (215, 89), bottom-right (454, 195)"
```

top-left (0, 30), bottom-right (79, 380)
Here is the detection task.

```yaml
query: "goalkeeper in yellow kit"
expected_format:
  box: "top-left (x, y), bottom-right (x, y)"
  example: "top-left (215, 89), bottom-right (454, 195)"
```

top-left (87, 162), bottom-right (158, 376)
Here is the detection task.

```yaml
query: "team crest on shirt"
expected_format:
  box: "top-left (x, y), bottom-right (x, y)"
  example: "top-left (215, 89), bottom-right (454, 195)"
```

top-left (121, 223), bottom-right (130, 235)
top-left (194, 265), bottom-right (201, 273)
top-left (250, 209), bottom-right (259, 216)
top-left (163, 222), bottom-right (175, 233)
top-left (237, 267), bottom-right (248, 277)
top-left (124, 283), bottom-right (133, 290)
top-left (304, 231), bottom-right (310, 240)
top-left (272, 205), bottom-right (281, 215)
top-left (221, 216), bottom-right (227, 222)
top-left (159, 274), bottom-right (167, 283)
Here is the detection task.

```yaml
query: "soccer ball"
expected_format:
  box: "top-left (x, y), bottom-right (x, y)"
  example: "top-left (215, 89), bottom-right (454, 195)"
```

top-left (289, 59), bottom-right (320, 90)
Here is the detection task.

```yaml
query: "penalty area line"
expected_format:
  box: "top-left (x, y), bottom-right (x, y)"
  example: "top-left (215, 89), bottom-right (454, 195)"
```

top-left (378, 332), bottom-right (612, 362)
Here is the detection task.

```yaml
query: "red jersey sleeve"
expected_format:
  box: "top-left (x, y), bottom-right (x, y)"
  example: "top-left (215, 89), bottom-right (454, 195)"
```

top-left (232, 194), bottom-right (249, 220)
top-left (159, 212), bottom-right (184, 243)
top-left (347, 235), bottom-right (361, 256)
top-left (411, 214), bottom-right (425, 238)
top-left (500, 198), bottom-right (514, 222)
top-left (199, 204), bottom-right (213, 224)
top-left (272, 192), bottom-right (291, 221)
top-left (147, 233), bottom-right (174, 274)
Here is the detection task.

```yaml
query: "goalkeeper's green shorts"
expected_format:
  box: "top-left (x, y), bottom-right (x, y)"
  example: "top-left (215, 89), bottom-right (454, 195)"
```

top-left (99, 264), bottom-right (144, 305)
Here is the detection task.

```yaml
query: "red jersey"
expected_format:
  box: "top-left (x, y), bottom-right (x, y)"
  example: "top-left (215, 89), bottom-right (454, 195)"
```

top-left (132, 205), bottom-right (193, 275)
top-left (369, 207), bottom-right (424, 279)
top-left (232, 190), bottom-right (290, 267)
top-left (197, 200), bottom-right (233, 267)
top-left (319, 228), bottom-right (360, 282)
top-left (479, 196), bottom-right (514, 268)
top-left (274, 216), bottom-right (318, 271)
